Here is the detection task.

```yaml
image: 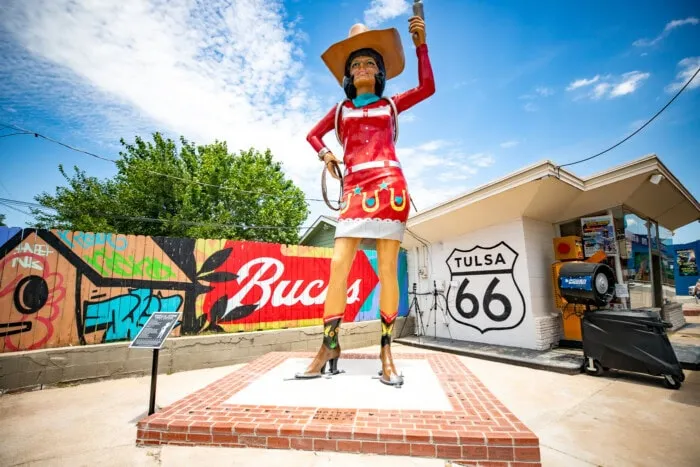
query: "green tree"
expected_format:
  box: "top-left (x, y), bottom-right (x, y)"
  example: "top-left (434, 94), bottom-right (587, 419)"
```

top-left (0, 213), bottom-right (6, 226)
top-left (33, 133), bottom-right (309, 243)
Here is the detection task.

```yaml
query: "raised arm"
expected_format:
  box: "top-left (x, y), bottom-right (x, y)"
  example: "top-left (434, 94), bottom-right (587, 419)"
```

top-left (306, 105), bottom-right (336, 154)
top-left (392, 43), bottom-right (435, 113)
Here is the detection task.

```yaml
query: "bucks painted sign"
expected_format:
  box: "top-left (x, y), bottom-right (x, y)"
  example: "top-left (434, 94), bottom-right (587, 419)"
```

top-left (445, 242), bottom-right (526, 333)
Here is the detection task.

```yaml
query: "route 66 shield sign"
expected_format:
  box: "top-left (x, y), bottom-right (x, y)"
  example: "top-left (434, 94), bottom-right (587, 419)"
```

top-left (445, 241), bottom-right (526, 333)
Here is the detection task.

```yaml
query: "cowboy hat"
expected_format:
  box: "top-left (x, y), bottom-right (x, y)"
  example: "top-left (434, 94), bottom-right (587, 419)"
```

top-left (321, 24), bottom-right (405, 86)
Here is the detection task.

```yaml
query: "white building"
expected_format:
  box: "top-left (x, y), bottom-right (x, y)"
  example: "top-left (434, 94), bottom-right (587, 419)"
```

top-left (400, 155), bottom-right (700, 350)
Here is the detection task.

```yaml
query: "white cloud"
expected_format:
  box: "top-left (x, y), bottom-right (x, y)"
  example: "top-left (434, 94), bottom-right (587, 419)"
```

top-left (395, 140), bottom-right (495, 211)
top-left (591, 82), bottom-right (612, 100)
top-left (0, 0), bottom-right (496, 226)
top-left (518, 86), bottom-right (553, 111)
top-left (500, 140), bottom-right (519, 149)
top-left (520, 86), bottom-right (554, 99)
top-left (363, 0), bottom-right (411, 28)
top-left (566, 75), bottom-right (600, 91)
top-left (0, 0), bottom-right (342, 222)
top-left (0, 33), bottom-right (157, 145)
top-left (633, 17), bottom-right (698, 47)
top-left (421, 154), bottom-right (446, 166)
top-left (400, 111), bottom-right (417, 123)
top-left (568, 71), bottom-right (649, 100)
top-left (609, 71), bottom-right (651, 97)
top-left (665, 57), bottom-right (700, 93)
top-left (417, 140), bottom-right (449, 152)
top-left (468, 153), bottom-right (495, 168)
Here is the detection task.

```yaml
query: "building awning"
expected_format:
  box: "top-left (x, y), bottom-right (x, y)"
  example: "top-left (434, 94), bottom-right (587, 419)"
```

top-left (402, 155), bottom-right (699, 249)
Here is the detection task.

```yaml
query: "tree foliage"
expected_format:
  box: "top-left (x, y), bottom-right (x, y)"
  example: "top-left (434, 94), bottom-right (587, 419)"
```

top-left (0, 213), bottom-right (6, 226)
top-left (33, 133), bottom-right (310, 243)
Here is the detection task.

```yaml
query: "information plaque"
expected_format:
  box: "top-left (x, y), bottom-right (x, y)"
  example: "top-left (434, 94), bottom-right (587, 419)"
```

top-left (129, 312), bottom-right (180, 349)
top-left (129, 312), bottom-right (181, 415)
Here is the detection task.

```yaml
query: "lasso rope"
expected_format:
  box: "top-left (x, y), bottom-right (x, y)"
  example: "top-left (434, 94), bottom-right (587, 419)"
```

top-left (321, 160), bottom-right (344, 211)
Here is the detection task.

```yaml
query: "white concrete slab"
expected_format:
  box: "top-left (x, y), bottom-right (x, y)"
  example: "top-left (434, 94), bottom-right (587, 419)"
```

top-left (3, 344), bottom-right (700, 466)
top-left (223, 358), bottom-right (454, 411)
top-left (160, 446), bottom-right (445, 467)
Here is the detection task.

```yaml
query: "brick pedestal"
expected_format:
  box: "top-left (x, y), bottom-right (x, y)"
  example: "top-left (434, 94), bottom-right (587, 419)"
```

top-left (136, 352), bottom-right (541, 466)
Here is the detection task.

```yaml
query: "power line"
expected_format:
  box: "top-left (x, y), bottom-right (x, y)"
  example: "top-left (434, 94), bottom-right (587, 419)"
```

top-left (1, 123), bottom-right (117, 162)
top-left (0, 197), bottom-right (315, 231)
top-left (0, 122), bottom-right (329, 203)
top-left (0, 201), bottom-right (33, 216)
top-left (5, 65), bottom-right (696, 206)
top-left (0, 132), bottom-right (35, 139)
top-left (556, 65), bottom-right (700, 170)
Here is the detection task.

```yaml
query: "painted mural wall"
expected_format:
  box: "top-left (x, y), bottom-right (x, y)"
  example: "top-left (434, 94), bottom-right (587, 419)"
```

top-left (0, 227), bottom-right (408, 353)
top-left (671, 240), bottom-right (699, 296)
top-left (407, 218), bottom-right (539, 349)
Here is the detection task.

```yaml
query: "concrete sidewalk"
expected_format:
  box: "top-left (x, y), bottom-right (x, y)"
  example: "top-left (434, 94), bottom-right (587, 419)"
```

top-left (1, 343), bottom-right (699, 467)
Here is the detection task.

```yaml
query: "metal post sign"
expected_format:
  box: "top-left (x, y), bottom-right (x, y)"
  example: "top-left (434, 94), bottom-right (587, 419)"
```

top-left (129, 312), bottom-right (180, 349)
top-left (129, 312), bottom-right (180, 416)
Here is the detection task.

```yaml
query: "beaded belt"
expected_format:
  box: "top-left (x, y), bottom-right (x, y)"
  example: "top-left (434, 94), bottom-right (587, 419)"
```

top-left (344, 160), bottom-right (401, 176)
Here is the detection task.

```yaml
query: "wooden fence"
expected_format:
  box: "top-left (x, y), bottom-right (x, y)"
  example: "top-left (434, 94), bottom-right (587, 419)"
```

top-left (0, 227), bottom-right (408, 352)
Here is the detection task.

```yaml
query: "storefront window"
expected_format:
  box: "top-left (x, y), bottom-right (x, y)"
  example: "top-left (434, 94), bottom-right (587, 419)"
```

top-left (558, 208), bottom-right (673, 308)
top-left (649, 219), bottom-right (659, 252)
top-left (622, 211), bottom-right (653, 307)
top-left (658, 225), bottom-right (676, 300)
top-left (558, 219), bottom-right (582, 238)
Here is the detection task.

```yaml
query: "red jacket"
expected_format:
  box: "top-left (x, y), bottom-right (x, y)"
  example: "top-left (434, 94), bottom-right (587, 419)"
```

top-left (307, 43), bottom-right (435, 169)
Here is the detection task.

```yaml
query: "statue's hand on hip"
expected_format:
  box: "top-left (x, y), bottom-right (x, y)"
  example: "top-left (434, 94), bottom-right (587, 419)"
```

top-left (409, 16), bottom-right (426, 47)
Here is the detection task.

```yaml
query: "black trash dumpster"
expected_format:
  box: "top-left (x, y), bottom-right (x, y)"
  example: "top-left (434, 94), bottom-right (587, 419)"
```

top-left (581, 308), bottom-right (685, 389)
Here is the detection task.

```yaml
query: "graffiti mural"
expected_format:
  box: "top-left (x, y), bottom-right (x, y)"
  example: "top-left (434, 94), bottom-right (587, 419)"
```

top-left (0, 227), bottom-right (408, 352)
top-left (445, 241), bottom-right (526, 333)
top-left (84, 288), bottom-right (184, 342)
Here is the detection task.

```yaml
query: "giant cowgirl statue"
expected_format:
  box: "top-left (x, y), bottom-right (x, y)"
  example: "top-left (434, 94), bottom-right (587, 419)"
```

top-left (295, 13), bottom-right (435, 387)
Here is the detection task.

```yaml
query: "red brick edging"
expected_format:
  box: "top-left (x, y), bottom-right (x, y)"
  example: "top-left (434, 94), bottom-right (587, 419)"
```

top-left (136, 352), bottom-right (541, 466)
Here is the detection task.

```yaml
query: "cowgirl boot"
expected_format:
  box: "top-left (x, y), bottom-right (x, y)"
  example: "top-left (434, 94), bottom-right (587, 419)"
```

top-left (378, 311), bottom-right (404, 387)
top-left (295, 317), bottom-right (342, 378)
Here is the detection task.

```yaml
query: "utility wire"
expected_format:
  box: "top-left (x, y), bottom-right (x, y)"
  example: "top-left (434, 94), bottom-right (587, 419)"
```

top-left (0, 132), bottom-right (35, 139)
top-left (556, 66), bottom-right (700, 170)
top-left (5, 65), bottom-right (696, 207)
top-left (0, 201), bottom-right (33, 216)
top-left (0, 122), bottom-right (329, 203)
top-left (0, 123), bottom-right (117, 163)
top-left (0, 197), bottom-right (315, 231)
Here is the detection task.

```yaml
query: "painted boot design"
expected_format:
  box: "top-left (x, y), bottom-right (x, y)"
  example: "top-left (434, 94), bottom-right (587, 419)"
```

top-left (295, 317), bottom-right (342, 379)
top-left (378, 313), bottom-right (404, 387)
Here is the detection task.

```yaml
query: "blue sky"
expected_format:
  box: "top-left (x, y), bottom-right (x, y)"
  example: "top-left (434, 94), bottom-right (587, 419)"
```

top-left (0, 0), bottom-right (698, 243)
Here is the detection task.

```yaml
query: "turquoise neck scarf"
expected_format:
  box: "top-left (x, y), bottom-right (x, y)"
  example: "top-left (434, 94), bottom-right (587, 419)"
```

top-left (352, 93), bottom-right (380, 107)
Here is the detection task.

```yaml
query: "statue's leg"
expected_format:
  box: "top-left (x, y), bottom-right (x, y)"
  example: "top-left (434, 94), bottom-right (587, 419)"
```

top-left (295, 236), bottom-right (361, 378)
top-left (376, 238), bottom-right (403, 386)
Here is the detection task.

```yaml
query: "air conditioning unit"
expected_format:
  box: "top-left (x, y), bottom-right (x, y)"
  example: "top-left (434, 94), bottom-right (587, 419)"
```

top-left (558, 262), bottom-right (616, 307)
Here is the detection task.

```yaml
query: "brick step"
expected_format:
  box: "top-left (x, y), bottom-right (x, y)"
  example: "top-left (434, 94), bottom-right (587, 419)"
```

top-left (136, 352), bottom-right (541, 465)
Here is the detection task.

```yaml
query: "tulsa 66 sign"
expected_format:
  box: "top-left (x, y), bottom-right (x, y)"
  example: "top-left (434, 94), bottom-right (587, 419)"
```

top-left (445, 241), bottom-right (526, 333)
